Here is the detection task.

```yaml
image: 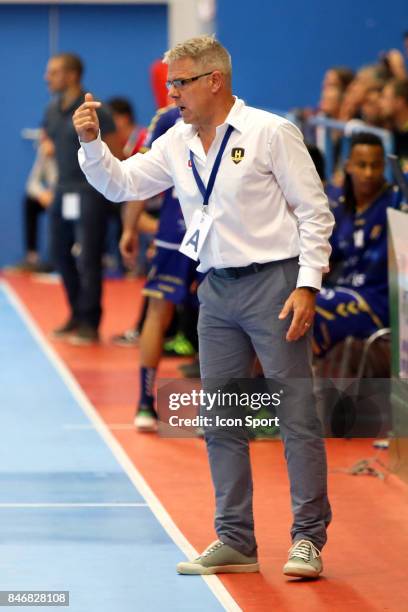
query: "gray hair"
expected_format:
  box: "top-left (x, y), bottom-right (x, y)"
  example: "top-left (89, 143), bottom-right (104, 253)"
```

top-left (163, 35), bottom-right (232, 77)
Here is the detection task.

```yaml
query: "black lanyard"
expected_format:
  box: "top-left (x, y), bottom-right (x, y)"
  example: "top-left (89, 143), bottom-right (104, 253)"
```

top-left (189, 124), bottom-right (234, 206)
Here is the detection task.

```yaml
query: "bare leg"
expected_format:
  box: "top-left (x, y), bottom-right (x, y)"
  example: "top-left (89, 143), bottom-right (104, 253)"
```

top-left (135, 297), bottom-right (175, 431)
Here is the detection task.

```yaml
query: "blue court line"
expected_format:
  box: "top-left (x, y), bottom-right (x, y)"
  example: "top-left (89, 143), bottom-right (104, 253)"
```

top-left (0, 284), bottom-right (234, 612)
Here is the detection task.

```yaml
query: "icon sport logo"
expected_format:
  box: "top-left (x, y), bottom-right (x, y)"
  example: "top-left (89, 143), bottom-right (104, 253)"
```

top-left (231, 147), bottom-right (245, 164)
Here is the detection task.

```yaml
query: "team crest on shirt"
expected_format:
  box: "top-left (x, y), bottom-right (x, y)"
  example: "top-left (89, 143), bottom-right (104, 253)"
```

top-left (370, 224), bottom-right (382, 240)
top-left (231, 147), bottom-right (245, 164)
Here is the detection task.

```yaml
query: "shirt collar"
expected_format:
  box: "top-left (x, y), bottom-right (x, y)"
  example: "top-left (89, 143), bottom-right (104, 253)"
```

top-left (180, 96), bottom-right (246, 143)
top-left (224, 96), bottom-right (246, 133)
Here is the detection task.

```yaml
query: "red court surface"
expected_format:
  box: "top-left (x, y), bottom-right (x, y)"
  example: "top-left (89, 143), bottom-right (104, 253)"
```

top-left (4, 271), bottom-right (408, 612)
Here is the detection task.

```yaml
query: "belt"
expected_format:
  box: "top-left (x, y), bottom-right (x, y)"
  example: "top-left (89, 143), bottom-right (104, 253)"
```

top-left (212, 260), bottom-right (278, 279)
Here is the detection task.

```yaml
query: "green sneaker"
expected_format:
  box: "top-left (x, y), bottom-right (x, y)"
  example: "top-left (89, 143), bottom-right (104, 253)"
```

top-left (246, 407), bottom-right (281, 440)
top-left (164, 332), bottom-right (196, 357)
top-left (177, 540), bottom-right (259, 575)
top-left (283, 539), bottom-right (323, 578)
top-left (134, 405), bottom-right (158, 433)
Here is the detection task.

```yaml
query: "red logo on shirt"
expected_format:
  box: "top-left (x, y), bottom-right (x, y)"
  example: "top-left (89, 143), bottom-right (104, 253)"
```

top-left (188, 159), bottom-right (192, 168)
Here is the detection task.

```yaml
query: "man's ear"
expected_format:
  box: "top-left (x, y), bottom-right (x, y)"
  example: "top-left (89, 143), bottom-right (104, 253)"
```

top-left (210, 70), bottom-right (223, 93)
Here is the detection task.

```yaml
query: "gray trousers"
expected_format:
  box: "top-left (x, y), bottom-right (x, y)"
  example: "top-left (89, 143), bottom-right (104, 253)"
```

top-left (197, 258), bottom-right (332, 557)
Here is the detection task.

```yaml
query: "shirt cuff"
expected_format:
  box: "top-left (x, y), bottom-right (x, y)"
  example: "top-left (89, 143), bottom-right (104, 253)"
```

top-left (296, 266), bottom-right (322, 291)
top-left (80, 132), bottom-right (103, 159)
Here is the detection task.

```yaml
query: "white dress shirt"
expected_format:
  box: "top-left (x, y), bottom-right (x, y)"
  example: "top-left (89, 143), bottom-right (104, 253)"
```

top-left (78, 97), bottom-right (334, 288)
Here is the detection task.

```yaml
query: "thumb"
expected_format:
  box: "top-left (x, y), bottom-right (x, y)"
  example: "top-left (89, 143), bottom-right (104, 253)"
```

top-left (85, 92), bottom-right (94, 103)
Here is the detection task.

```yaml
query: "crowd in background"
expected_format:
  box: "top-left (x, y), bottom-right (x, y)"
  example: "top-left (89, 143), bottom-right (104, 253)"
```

top-left (298, 33), bottom-right (408, 182)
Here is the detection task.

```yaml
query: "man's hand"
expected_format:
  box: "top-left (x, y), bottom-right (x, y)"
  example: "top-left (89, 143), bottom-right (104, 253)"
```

top-left (119, 229), bottom-right (139, 267)
top-left (278, 288), bottom-right (316, 342)
top-left (72, 92), bottom-right (101, 142)
top-left (39, 136), bottom-right (55, 158)
top-left (37, 189), bottom-right (54, 208)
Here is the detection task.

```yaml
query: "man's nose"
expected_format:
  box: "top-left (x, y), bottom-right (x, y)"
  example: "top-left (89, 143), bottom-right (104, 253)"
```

top-left (168, 84), bottom-right (179, 99)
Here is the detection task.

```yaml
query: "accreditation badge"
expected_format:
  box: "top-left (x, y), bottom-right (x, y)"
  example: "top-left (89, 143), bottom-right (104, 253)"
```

top-left (179, 209), bottom-right (213, 261)
top-left (62, 193), bottom-right (81, 220)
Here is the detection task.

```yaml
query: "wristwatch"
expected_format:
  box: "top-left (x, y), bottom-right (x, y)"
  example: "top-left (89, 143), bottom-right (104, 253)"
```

top-left (299, 286), bottom-right (319, 294)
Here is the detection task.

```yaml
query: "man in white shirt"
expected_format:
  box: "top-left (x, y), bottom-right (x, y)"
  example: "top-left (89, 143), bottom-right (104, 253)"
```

top-left (73, 35), bottom-right (334, 579)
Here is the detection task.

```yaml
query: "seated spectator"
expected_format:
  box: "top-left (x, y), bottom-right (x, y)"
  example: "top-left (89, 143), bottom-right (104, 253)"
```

top-left (299, 67), bottom-right (352, 135)
top-left (339, 65), bottom-right (386, 121)
top-left (379, 48), bottom-right (407, 80)
top-left (107, 97), bottom-right (147, 157)
top-left (315, 86), bottom-right (344, 180)
top-left (319, 85), bottom-right (343, 120)
top-left (380, 78), bottom-right (408, 171)
top-left (361, 87), bottom-right (386, 127)
top-left (313, 132), bottom-right (401, 357)
top-left (294, 66), bottom-right (353, 130)
top-left (322, 66), bottom-right (355, 93)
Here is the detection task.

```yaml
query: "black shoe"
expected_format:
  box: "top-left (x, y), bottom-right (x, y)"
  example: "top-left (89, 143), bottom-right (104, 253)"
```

top-left (68, 324), bottom-right (100, 346)
top-left (51, 318), bottom-right (79, 339)
top-left (7, 260), bottom-right (43, 273)
top-left (33, 262), bottom-right (54, 274)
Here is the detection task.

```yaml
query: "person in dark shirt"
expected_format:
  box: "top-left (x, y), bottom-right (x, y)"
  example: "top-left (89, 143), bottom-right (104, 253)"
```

top-left (314, 132), bottom-right (401, 357)
top-left (43, 53), bottom-right (121, 344)
top-left (120, 105), bottom-right (201, 432)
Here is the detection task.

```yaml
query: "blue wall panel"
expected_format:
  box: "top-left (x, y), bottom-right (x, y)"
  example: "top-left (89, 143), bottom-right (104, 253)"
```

top-left (217, 0), bottom-right (408, 111)
top-left (0, 3), bottom-right (168, 268)
top-left (57, 4), bottom-right (168, 126)
top-left (0, 5), bottom-right (50, 268)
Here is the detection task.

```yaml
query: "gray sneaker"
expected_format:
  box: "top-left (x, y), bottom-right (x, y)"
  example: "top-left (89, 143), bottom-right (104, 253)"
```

top-left (283, 539), bottom-right (323, 578)
top-left (111, 329), bottom-right (140, 347)
top-left (177, 540), bottom-right (259, 575)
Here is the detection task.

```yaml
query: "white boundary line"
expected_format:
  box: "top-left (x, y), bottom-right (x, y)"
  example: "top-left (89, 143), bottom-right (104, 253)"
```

top-left (0, 503), bottom-right (148, 508)
top-left (63, 423), bottom-right (135, 430)
top-left (1, 280), bottom-right (242, 612)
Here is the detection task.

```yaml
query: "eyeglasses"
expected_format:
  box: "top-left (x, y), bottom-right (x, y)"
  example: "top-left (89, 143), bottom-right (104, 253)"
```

top-left (165, 71), bottom-right (213, 90)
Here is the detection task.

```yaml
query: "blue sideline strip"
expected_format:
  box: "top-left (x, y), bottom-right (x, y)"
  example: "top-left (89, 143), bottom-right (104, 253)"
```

top-left (0, 285), bottom-right (225, 612)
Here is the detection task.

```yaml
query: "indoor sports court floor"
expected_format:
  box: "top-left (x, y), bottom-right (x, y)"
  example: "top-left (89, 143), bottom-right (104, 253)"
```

top-left (1, 271), bottom-right (407, 612)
